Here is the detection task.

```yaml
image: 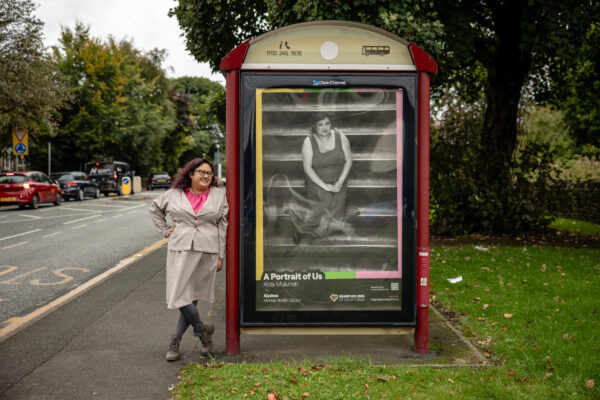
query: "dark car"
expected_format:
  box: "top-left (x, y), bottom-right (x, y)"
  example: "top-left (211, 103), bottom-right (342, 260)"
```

top-left (0, 171), bottom-right (61, 209)
top-left (50, 171), bottom-right (100, 201)
top-left (85, 161), bottom-right (134, 196)
top-left (147, 172), bottom-right (172, 190)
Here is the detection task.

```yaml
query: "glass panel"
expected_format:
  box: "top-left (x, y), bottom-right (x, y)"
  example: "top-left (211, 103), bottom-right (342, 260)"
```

top-left (0, 174), bottom-right (27, 183)
top-left (255, 88), bottom-right (403, 312)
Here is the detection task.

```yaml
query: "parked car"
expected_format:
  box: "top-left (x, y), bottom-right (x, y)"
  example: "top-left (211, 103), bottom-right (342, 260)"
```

top-left (84, 161), bottom-right (134, 196)
top-left (50, 171), bottom-right (100, 201)
top-left (147, 172), bottom-right (172, 190)
top-left (0, 171), bottom-right (61, 209)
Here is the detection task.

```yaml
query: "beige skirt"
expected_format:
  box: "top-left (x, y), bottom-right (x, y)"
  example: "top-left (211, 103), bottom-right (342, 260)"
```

top-left (166, 250), bottom-right (218, 309)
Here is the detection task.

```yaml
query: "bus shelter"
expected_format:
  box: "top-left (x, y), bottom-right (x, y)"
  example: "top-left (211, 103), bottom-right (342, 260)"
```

top-left (220, 21), bottom-right (437, 355)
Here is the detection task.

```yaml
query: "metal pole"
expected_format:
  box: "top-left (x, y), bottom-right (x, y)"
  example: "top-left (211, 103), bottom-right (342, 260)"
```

top-left (48, 141), bottom-right (51, 176)
top-left (414, 72), bottom-right (431, 354)
top-left (216, 144), bottom-right (222, 179)
top-left (225, 70), bottom-right (241, 355)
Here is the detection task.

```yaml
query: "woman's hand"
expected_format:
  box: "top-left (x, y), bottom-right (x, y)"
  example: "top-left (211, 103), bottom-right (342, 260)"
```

top-left (216, 258), bottom-right (224, 272)
top-left (331, 181), bottom-right (343, 193)
top-left (321, 183), bottom-right (335, 192)
top-left (165, 224), bottom-right (176, 238)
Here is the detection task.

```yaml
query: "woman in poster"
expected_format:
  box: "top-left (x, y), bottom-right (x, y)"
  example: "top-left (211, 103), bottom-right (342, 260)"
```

top-left (285, 113), bottom-right (356, 241)
top-left (148, 158), bottom-right (228, 361)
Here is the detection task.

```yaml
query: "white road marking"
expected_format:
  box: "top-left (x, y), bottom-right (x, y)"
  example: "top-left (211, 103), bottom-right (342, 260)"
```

top-left (55, 206), bottom-right (102, 213)
top-left (0, 229), bottom-right (42, 242)
top-left (72, 224), bottom-right (87, 230)
top-left (63, 214), bottom-right (101, 225)
top-left (43, 232), bottom-right (61, 238)
top-left (93, 218), bottom-right (107, 223)
top-left (88, 202), bottom-right (130, 208)
top-left (1, 241), bottom-right (28, 250)
top-left (0, 213), bottom-right (98, 224)
top-left (120, 203), bottom-right (147, 211)
top-left (18, 214), bottom-right (41, 219)
top-left (112, 214), bottom-right (124, 218)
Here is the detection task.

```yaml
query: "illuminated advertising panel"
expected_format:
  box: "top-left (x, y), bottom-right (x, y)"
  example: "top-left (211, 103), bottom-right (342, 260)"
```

top-left (240, 74), bottom-right (417, 325)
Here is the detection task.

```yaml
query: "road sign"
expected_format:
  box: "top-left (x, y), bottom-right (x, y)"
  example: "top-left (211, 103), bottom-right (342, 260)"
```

top-left (121, 176), bottom-right (131, 195)
top-left (12, 130), bottom-right (29, 156)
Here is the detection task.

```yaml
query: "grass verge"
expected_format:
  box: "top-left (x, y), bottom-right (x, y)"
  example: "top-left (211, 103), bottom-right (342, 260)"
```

top-left (549, 217), bottom-right (600, 237)
top-left (171, 244), bottom-right (599, 400)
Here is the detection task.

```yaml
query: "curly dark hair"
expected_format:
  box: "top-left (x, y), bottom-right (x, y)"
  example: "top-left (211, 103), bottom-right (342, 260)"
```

top-left (171, 158), bottom-right (217, 189)
top-left (309, 112), bottom-right (335, 135)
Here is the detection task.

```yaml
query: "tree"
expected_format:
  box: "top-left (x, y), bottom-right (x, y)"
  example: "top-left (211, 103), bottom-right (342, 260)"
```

top-left (0, 0), bottom-right (70, 147)
top-left (436, 0), bottom-right (597, 182)
top-left (169, 76), bottom-right (226, 167)
top-left (169, 0), bottom-right (269, 72)
top-left (171, 0), bottom-right (598, 182)
top-left (51, 23), bottom-right (176, 176)
top-left (542, 22), bottom-right (600, 154)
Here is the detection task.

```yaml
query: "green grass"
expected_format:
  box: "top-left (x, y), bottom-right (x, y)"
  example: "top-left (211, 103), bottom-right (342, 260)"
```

top-left (550, 217), bottom-right (600, 237)
top-left (171, 245), bottom-right (600, 400)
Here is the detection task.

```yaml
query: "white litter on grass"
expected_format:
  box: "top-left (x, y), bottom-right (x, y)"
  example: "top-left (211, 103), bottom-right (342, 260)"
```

top-left (474, 245), bottom-right (490, 252)
top-left (447, 276), bottom-right (463, 284)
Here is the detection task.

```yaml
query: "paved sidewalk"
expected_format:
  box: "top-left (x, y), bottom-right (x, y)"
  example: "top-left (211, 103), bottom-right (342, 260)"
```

top-left (0, 245), bottom-right (484, 400)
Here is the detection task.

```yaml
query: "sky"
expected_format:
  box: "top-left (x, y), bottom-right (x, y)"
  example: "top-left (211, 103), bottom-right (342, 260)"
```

top-left (34, 0), bottom-right (224, 84)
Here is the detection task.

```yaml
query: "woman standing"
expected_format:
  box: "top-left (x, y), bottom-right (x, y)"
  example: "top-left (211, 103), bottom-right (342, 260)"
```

top-left (148, 158), bottom-right (228, 361)
top-left (285, 113), bottom-right (355, 240)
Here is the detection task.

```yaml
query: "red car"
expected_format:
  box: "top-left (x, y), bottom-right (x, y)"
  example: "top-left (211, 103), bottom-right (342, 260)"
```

top-left (0, 171), bottom-right (61, 209)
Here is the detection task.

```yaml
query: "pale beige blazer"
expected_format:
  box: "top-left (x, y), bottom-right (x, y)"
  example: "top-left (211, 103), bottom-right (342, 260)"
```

top-left (148, 187), bottom-right (228, 257)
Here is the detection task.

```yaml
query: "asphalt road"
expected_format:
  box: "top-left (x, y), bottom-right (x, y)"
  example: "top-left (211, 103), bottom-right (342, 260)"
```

top-left (0, 191), bottom-right (168, 323)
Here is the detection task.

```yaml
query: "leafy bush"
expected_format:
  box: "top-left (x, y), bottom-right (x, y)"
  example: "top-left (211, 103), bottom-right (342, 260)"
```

top-left (430, 98), bottom-right (552, 235)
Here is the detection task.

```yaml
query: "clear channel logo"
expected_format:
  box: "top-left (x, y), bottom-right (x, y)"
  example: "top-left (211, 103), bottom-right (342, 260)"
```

top-left (313, 79), bottom-right (348, 86)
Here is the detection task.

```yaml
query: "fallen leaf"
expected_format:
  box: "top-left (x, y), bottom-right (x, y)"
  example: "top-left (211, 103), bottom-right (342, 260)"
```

top-left (302, 392), bottom-right (309, 398)
top-left (448, 378), bottom-right (455, 384)
top-left (482, 304), bottom-right (489, 310)
top-left (504, 314), bottom-right (513, 319)
top-left (586, 379), bottom-right (595, 389)
top-left (507, 370), bottom-right (515, 376)
top-left (544, 373), bottom-right (553, 380)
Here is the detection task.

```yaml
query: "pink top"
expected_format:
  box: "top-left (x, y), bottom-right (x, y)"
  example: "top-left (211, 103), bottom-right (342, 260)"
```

top-left (184, 187), bottom-right (210, 214)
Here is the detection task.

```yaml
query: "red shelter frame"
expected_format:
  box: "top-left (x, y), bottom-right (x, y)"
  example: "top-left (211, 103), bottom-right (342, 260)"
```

top-left (221, 33), bottom-right (436, 356)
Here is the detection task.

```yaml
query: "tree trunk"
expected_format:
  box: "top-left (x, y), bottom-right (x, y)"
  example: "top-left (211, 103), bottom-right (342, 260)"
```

top-left (481, 68), bottom-right (525, 182)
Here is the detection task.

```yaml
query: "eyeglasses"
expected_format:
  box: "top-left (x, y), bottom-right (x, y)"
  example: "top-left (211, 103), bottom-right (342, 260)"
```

top-left (193, 170), bottom-right (213, 177)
